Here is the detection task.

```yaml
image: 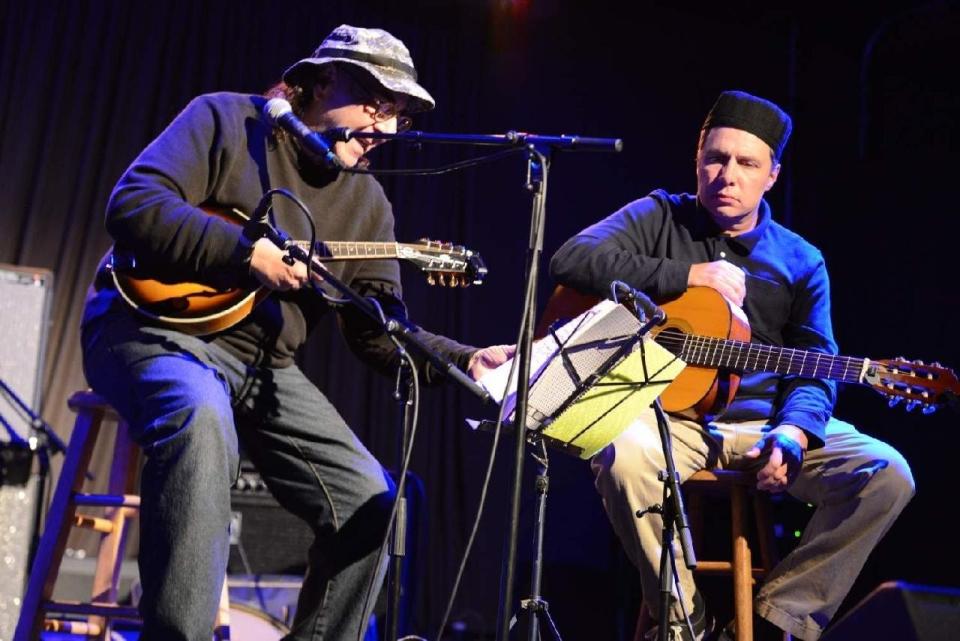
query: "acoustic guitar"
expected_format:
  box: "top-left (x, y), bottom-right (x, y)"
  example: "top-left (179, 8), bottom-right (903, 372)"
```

top-left (109, 207), bottom-right (487, 336)
top-left (536, 285), bottom-right (959, 419)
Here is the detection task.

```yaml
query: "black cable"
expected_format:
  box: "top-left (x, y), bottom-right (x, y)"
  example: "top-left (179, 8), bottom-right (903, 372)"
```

top-left (434, 158), bottom-right (548, 640)
top-left (432, 342), bottom-right (518, 641)
top-left (356, 296), bottom-right (423, 641)
top-left (344, 147), bottom-right (527, 177)
top-left (251, 188), bottom-right (351, 306)
top-left (253, 149), bottom-right (535, 640)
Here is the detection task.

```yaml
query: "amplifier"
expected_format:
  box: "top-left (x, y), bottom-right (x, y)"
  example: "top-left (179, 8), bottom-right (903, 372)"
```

top-left (0, 264), bottom-right (53, 641)
top-left (228, 464), bottom-right (312, 576)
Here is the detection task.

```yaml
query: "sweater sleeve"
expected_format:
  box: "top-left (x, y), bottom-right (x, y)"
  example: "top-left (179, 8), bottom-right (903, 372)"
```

top-left (336, 184), bottom-right (477, 384)
top-left (549, 194), bottom-right (692, 299)
top-left (105, 94), bottom-right (253, 288)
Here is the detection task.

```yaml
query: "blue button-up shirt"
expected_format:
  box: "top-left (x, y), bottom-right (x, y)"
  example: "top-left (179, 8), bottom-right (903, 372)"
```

top-left (550, 190), bottom-right (837, 447)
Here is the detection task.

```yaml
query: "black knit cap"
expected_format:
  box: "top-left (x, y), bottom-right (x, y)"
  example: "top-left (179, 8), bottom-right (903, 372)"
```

top-left (701, 90), bottom-right (793, 160)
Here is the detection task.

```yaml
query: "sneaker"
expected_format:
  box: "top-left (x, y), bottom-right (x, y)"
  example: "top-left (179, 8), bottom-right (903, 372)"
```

top-left (644, 621), bottom-right (706, 641)
top-left (644, 593), bottom-right (715, 641)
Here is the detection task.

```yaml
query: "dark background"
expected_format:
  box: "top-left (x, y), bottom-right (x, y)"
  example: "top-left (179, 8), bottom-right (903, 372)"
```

top-left (2, 1), bottom-right (958, 638)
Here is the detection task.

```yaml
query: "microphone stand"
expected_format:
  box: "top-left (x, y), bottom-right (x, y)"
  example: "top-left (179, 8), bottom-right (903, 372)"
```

top-left (340, 128), bottom-right (622, 640)
top-left (0, 378), bottom-right (68, 571)
top-left (385, 360), bottom-right (414, 641)
top-left (637, 397), bottom-right (697, 641)
top-left (616, 295), bottom-right (697, 641)
top-left (248, 219), bottom-right (492, 641)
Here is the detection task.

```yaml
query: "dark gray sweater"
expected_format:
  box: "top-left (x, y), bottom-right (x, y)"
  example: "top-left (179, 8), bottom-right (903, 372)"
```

top-left (85, 92), bottom-right (476, 378)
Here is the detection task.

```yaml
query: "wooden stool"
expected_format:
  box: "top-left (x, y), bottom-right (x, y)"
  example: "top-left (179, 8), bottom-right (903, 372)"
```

top-left (635, 469), bottom-right (785, 641)
top-left (14, 390), bottom-right (230, 641)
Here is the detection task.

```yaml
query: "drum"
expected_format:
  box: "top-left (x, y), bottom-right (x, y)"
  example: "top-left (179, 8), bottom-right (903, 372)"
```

top-left (225, 602), bottom-right (290, 640)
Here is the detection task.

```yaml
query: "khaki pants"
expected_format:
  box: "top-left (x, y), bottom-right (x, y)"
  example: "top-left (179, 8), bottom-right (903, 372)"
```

top-left (592, 412), bottom-right (914, 640)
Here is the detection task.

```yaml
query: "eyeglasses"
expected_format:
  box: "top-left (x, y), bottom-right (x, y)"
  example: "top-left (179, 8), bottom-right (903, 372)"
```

top-left (340, 65), bottom-right (413, 133)
top-left (367, 99), bottom-right (413, 133)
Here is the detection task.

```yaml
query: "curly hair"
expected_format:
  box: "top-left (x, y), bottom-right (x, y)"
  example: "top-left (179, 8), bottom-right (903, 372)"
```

top-left (263, 63), bottom-right (337, 119)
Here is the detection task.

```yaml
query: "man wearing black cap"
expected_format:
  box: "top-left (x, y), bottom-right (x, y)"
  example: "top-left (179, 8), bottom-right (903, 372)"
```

top-left (80, 24), bottom-right (511, 641)
top-left (549, 91), bottom-right (914, 640)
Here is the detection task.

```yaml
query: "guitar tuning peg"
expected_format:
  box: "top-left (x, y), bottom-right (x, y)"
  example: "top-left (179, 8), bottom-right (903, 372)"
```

top-left (887, 395), bottom-right (903, 407)
top-left (913, 359), bottom-right (925, 366)
top-left (426, 274), bottom-right (436, 286)
top-left (921, 404), bottom-right (938, 415)
top-left (438, 273), bottom-right (447, 287)
top-left (454, 244), bottom-right (465, 254)
top-left (905, 400), bottom-right (921, 412)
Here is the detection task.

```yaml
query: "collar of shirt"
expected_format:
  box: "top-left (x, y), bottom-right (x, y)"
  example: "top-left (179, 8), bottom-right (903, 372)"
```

top-left (692, 196), bottom-right (771, 254)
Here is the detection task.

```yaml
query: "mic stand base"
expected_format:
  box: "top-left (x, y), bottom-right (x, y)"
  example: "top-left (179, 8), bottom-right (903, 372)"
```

top-left (509, 439), bottom-right (563, 641)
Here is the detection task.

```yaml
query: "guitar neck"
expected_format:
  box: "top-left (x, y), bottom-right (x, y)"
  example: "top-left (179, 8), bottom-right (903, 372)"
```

top-left (291, 240), bottom-right (404, 261)
top-left (657, 330), bottom-right (868, 384)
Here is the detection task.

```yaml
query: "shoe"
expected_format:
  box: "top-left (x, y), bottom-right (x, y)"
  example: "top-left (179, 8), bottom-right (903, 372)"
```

top-left (643, 621), bottom-right (700, 641)
top-left (711, 613), bottom-right (784, 641)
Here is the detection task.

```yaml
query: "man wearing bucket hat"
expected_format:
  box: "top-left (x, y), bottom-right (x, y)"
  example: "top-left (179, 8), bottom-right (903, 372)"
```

top-left (80, 24), bottom-right (512, 641)
top-left (549, 91), bottom-right (914, 640)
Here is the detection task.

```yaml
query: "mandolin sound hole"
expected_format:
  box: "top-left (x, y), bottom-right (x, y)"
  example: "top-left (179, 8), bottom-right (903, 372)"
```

top-left (148, 297), bottom-right (192, 314)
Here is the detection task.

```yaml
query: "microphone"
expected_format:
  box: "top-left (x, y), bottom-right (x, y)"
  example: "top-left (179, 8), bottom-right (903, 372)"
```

top-left (263, 98), bottom-right (343, 169)
top-left (612, 281), bottom-right (667, 326)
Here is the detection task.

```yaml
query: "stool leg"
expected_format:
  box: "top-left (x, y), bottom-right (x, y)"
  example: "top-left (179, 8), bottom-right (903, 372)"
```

top-left (731, 485), bottom-right (753, 641)
top-left (752, 493), bottom-right (779, 573)
top-left (89, 419), bottom-right (137, 640)
top-left (14, 407), bottom-right (105, 641)
top-left (214, 578), bottom-right (231, 640)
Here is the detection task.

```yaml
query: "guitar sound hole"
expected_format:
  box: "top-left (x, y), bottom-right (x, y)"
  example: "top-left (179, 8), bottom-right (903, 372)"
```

top-left (654, 327), bottom-right (686, 357)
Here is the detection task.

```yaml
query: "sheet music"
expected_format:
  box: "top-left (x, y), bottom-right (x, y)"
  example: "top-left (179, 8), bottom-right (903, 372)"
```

top-left (476, 298), bottom-right (685, 458)
top-left (478, 299), bottom-right (619, 414)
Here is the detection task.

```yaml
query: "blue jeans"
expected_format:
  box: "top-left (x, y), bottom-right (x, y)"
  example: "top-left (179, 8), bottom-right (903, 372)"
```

top-left (81, 310), bottom-right (394, 641)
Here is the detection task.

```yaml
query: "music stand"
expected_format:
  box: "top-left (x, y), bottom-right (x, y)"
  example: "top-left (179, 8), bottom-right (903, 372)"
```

top-left (478, 300), bottom-right (686, 638)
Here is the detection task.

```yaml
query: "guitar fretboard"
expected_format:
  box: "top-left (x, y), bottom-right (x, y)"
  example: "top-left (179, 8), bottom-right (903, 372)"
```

top-left (654, 329), bottom-right (866, 383)
top-left (292, 240), bottom-right (401, 260)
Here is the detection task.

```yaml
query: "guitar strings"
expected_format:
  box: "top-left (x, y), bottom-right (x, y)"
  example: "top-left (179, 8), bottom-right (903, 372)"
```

top-left (652, 329), bottom-right (867, 382)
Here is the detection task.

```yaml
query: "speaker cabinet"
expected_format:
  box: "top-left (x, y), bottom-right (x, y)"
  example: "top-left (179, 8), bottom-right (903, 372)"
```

top-left (0, 264), bottom-right (53, 640)
top-left (822, 581), bottom-right (960, 641)
top-left (228, 464), bottom-right (313, 576)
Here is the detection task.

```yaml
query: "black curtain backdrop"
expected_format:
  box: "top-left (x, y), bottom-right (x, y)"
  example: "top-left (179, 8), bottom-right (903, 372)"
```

top-left (2, 1), bottom-right (958, 638)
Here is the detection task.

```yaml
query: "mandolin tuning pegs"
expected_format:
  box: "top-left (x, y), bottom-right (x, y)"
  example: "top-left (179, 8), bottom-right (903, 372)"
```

top-left (922, 404), bottom-right (938, 415)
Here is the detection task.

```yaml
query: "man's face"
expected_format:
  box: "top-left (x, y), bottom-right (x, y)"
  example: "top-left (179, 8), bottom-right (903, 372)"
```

top-left (696, 127), bottom-right (779, 234)
top-left (310, 66), bottom-right (410, 168)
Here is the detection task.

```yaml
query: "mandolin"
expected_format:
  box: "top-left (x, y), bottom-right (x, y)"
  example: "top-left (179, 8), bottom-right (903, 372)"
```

top-left (537, 285), bottom-right (959, 419)
top-left (109, 207), bottom-right (487, 336)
